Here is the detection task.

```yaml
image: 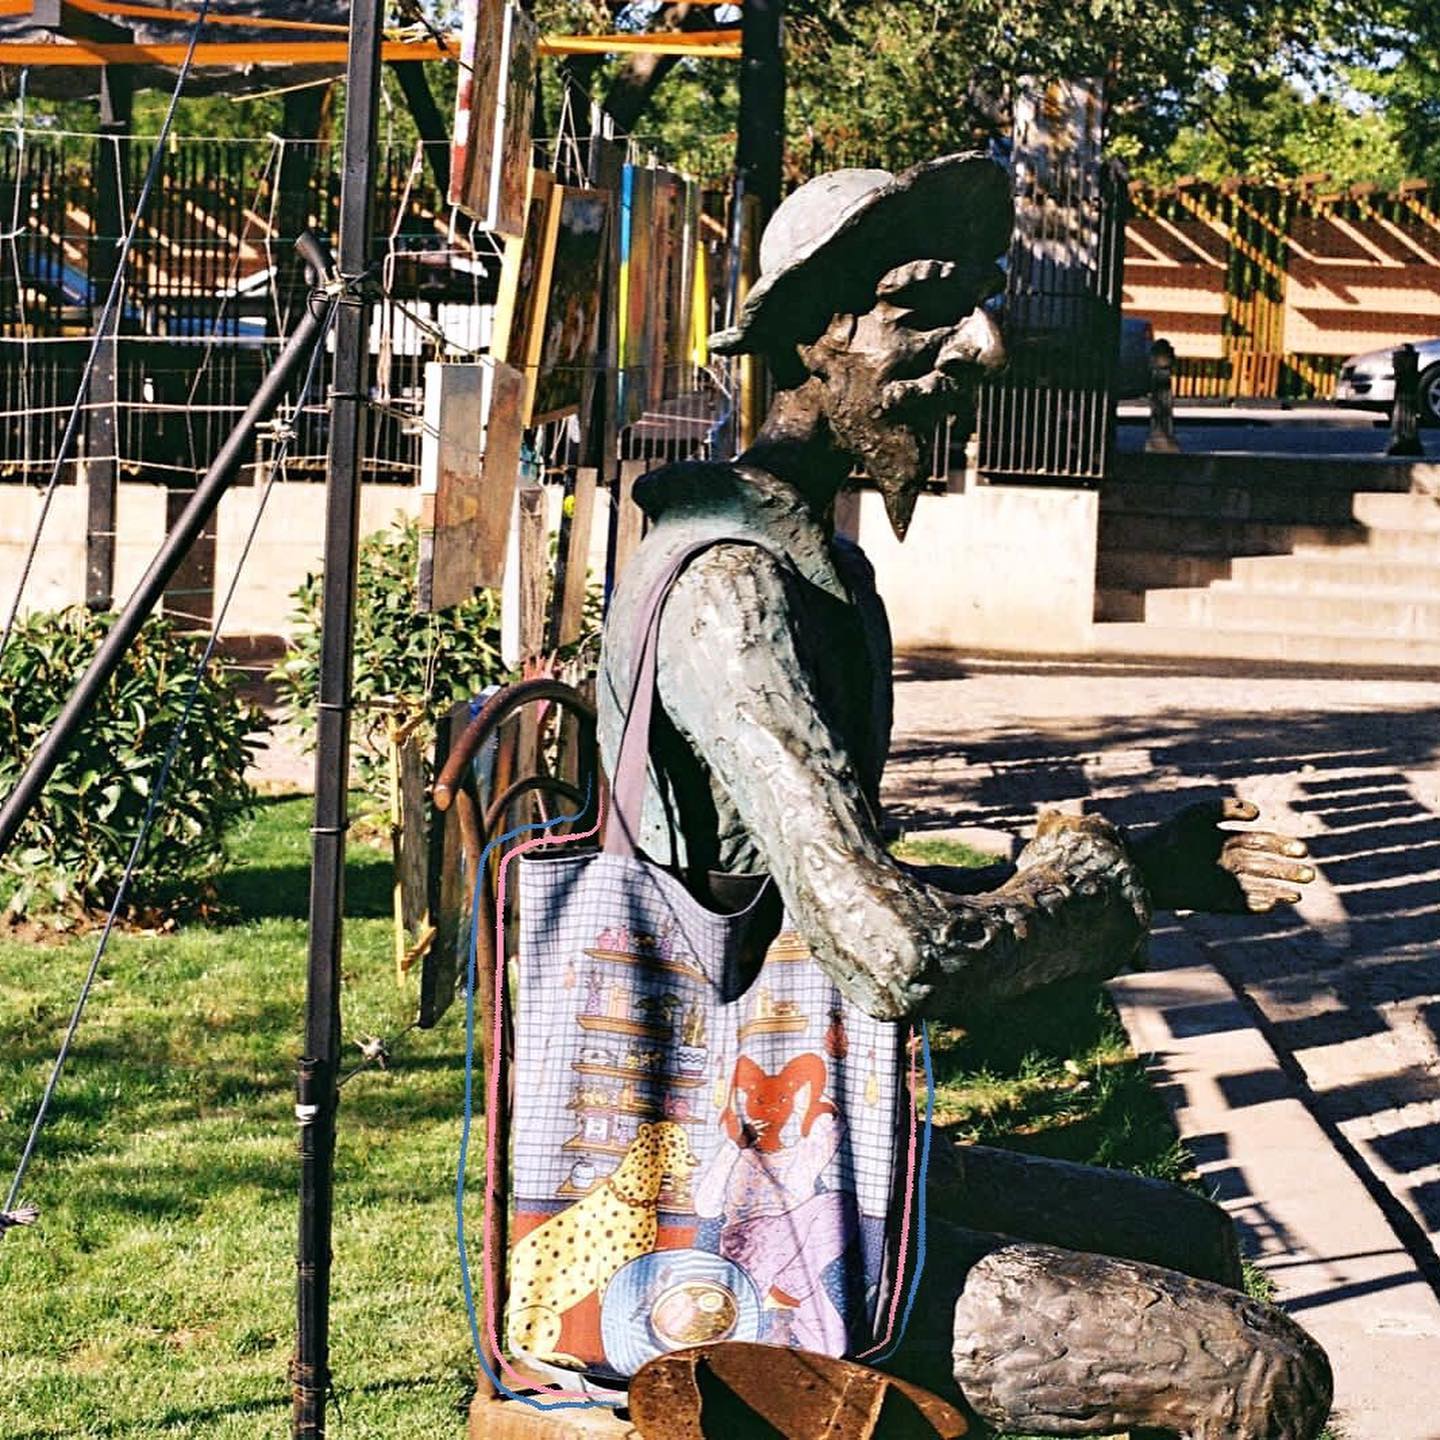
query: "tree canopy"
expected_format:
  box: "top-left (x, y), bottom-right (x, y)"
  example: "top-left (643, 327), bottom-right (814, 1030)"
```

top-left (534, 0), bottom-right (1440, 188)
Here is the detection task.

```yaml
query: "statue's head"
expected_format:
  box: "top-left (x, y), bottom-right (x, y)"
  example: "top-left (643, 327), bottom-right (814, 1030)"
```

top-left (711, 156), bottom-right (1012, 538)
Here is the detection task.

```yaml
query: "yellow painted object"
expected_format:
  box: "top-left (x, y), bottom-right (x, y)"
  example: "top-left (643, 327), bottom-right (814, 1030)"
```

top-left (689, 238), bottom-right (709, 369)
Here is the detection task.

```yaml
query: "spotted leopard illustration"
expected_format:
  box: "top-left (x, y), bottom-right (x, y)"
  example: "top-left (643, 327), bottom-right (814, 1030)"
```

top-left (506, 1121), bottom-right (698, 1363)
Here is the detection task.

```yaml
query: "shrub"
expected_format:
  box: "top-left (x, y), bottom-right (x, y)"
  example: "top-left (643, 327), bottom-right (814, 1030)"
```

top-left (0, 607), bottom-right (267, 919)
top-left (271, 517), bottom-right (509, 804)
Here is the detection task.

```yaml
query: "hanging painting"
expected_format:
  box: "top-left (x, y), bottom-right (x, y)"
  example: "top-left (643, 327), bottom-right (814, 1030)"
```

top-left (492, 169), bottom-right (557, 422)
top-left (449, 0), bottom-right (537, 238)
top-left (530, 187), bottom-right (613, 426)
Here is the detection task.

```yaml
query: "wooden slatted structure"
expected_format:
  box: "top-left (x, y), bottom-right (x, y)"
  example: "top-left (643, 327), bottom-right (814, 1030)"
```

top-left (1125, 176), bottom-right (1440, 400)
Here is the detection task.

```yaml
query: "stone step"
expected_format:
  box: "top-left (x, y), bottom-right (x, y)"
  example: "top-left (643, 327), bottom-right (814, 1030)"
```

top-left (1140, 584), bottom-right (1440, 638)
top-left (1094, 622), bottom-right (1440, 668)
top-left (1095, 587), bottom-right (1145, 622)
top-left (1112, 451), bottom-right (1425, 493)
top-left (1294, 526), bottom-right (1440, 562)
top-left (1096, 549), bottom-right (1234, 591)
top-left (1101, 479), bottom-right (1363, 526)
top-left (1225, 553), bottom-right (1440, 593)
top-left (1098, 512), bottom-right (1363, 558)
top-left (1352, 491), bottom-right (1440, 531)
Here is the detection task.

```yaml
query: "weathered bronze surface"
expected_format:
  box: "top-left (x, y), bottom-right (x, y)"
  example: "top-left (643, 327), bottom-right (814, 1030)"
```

top-left (594, 154), bottom-right (1329, 1438)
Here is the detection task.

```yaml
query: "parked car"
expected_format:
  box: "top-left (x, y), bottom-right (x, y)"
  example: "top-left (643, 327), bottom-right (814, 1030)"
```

top-left (1334, 338), bottom-right (1440, 423)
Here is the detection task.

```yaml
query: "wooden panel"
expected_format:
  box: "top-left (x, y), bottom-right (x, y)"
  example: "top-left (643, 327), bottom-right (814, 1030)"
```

top-left (516, 483), bottom-right (548, 662)
top-left (419, 362), bottom-right (521, 610)
top-left (613, 459), bottom-right (647, 583)
top-left (556, 466), bottom-right (597, 647)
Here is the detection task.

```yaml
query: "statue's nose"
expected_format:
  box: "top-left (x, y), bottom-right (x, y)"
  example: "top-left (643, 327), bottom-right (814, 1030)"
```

top-left (938, 307), bottom-right (1006, 376)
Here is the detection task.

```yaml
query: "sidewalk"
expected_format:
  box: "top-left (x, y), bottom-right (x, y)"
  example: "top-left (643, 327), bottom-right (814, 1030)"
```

top-left (886, 655), bottom-right (1440, 1440)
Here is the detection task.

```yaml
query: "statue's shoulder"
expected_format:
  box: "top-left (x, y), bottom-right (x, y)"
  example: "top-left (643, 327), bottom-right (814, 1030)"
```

top-left (631, 459), bottom-right (761, 526)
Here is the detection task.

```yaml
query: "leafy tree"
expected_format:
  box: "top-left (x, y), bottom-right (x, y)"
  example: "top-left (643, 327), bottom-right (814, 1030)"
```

top-left (535, 0), bottom-right (1433, 190)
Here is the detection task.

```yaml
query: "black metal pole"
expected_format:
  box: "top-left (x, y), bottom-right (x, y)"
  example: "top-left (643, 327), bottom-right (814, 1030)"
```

top-left (1389, 343), bottom-right (1423, 458)
top-left (737, 0), bottom-right (784, 216)
top-left (293, 2), bottom-right (383, 1436)
top-left (0, 232), bottom-right (334, 863)
top-left (1145, 337), bottom-right (1180, 454)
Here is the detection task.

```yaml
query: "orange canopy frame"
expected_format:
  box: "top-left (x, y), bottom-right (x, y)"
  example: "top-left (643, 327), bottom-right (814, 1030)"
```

top-left (0, 0), bottom-right (745, 62)
top-left (0, 33), bottom-right (744, 64)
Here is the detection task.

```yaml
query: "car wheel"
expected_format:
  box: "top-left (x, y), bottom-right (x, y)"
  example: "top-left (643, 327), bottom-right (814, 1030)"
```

top-left (1420, 364), bottom-right (1440, 426)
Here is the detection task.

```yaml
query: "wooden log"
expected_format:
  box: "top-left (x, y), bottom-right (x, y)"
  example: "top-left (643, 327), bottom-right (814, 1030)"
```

top-left (950, 1240), bottom-right (1332, 1440)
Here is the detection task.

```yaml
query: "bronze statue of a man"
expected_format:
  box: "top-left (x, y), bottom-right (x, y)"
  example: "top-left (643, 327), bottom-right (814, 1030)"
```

top-left (597, 155), bottom-right (1330, 1438)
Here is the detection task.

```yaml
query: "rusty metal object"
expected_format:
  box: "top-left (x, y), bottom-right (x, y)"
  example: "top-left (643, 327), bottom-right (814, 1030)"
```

top-left (433, 678), bottom-right (597, 811)
top-left (629, 1342), bottom-right (968, 1440)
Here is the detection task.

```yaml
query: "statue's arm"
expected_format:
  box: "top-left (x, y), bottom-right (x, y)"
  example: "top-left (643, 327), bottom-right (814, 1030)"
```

top-left (657, 547), bottom-right (1150, 1023)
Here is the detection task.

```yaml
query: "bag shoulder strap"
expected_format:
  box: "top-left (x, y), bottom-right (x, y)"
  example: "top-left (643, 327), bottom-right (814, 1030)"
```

top-left (604, 536), bottom-right (783, 859)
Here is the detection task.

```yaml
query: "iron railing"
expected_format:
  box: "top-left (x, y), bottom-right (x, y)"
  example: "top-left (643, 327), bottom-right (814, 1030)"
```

top-left (978, 157), bottom-right (1128, 483)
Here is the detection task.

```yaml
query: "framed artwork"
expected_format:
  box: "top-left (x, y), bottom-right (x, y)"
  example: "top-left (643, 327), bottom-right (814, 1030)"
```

top-left (530, 186), bottom-right (612, 427)
top-left (621, 166), bottom-right (654, 425)
top-left (491, 3), bottom-right (539, 238)
top-left (647, 170), bottom-right (680, 409)
top-left (449, 0), bottom-right (537, 238)
top-left (586, 136), bottom-right (626, 471)
top-left (448, 0), bottom-right (504, 215)
top-left (492, 169), bottom-right (557, 421)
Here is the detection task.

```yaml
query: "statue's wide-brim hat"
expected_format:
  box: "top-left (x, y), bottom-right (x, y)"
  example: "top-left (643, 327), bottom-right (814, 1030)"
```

top-left (709, 152), bottom-right (1013, 358)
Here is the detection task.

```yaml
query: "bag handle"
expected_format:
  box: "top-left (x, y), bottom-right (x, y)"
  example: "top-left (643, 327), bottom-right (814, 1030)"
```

top-left (604, 537), bottom-right (775, 859)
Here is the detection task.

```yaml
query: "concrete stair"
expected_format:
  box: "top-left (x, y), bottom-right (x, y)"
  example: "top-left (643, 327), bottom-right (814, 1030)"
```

top-left (1094, 463), bottom-right (1440, 666)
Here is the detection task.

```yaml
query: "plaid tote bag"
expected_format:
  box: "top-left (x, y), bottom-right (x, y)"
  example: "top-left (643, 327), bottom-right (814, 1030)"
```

top-left (505, 539), bottom-right (911, 1379)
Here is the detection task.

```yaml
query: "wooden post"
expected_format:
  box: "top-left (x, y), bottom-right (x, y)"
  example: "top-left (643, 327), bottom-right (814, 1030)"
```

top-left (84, 63), bottom-right (131, 611)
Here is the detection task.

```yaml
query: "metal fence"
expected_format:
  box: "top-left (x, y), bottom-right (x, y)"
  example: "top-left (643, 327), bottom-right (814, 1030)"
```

top-left (977, 157), bottom-right (1128, 484)
top-left (0, 131), bottom-right (497, 485)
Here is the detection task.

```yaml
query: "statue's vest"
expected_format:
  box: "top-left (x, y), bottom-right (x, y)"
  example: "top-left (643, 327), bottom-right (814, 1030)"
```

top-left (597, 460), bottom-right (894, 876)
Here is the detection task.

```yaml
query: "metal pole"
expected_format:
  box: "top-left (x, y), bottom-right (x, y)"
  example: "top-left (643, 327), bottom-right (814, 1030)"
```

top-left (0, 232), bottom-right (334, 863)
top-left (293, 1), bottom-right (383, 1435)
top-left (1389, 343), bottom-right (1423, 458)
top-left (735, 0), bottom-right (783, 448)
top-left (86, 61), bottom-right (133, 611)
top-left (1145, 337), bottom-right (1180, 454)
top-left (737, 0), bottom-right (784, 216)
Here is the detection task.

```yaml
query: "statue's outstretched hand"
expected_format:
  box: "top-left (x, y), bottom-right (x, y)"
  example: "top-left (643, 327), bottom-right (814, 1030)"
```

top-left (1130, 797), bottom-right (1315, 914)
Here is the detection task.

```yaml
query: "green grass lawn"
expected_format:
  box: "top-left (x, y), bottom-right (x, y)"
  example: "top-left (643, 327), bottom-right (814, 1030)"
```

top-left (0, 811), bottom-right (1195, 1438)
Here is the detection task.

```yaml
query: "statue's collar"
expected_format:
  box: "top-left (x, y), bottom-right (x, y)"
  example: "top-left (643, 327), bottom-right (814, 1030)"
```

top-left (632, 460), bottom-right (844, 596)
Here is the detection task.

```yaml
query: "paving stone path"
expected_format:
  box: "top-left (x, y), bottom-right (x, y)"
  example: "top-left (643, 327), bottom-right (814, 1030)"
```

top-left (886, 654), bottom-right (1440, 1437)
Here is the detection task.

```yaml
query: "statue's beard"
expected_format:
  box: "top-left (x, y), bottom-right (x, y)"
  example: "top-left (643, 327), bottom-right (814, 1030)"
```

top-left (820, 365), bottom-right (939, 541)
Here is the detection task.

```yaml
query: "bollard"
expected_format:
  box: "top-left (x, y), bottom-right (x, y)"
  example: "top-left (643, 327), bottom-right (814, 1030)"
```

top-left (1388, 343), bottom-right (1423, 457)
top-left (1145, 337), bottom-right (1180, 454)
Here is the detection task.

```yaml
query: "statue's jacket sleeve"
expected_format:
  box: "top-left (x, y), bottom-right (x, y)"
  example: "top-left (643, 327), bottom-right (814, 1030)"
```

top-left (648, 543), bottom-right (1151, 1023)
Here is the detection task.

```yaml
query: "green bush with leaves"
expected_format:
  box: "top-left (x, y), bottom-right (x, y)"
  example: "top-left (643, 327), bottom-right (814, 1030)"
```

top-left (0, 607), bottom-right (267, 919)
top-left (272, 516), bottom-right (509, 802)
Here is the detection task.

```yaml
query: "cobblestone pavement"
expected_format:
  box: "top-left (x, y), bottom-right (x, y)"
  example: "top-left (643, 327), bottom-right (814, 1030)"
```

top-left (885, 654), bottom-right (1440, 1278)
